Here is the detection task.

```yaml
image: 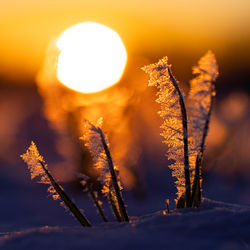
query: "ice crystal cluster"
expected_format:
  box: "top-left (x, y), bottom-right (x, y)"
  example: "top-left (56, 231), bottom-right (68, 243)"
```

top-left (143, 51), bottom-right (218, 203)
top-left (142, 57), bottom-right (188, 199)
top-left (21, 142), bottom-right (91, 227)
top-left (83, 118), bottom-right (122, 197)
top-left (20, 141), bottom-right (60, 201)
top-left (188, 51), bottom-right (219, 158)
top-left (83, 119), bottom-right (129, 222)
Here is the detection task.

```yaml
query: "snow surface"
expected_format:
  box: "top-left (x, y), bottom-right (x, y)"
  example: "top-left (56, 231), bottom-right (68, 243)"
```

top-left (1, 198), bottom-right (250, 250)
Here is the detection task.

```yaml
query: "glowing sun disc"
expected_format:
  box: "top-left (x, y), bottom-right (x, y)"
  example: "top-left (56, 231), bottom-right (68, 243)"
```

top-left (56, 22), bottom-right (127, 94)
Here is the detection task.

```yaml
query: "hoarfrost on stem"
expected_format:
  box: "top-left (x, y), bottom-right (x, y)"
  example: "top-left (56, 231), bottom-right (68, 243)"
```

top-left (142, 57), bottom-right (190, 202)
top-left (142, 51), bottom-right (219, 207)
top-left (187, 51), bottom-right (219, 202)
top-left (82, 118), bottom-right (129, 221)
top-left (20, 141), bottom-right (60, 202)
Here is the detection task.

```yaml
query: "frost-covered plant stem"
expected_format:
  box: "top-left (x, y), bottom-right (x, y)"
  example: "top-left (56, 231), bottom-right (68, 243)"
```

top-left (191, 153), bottom-right (201, 207)
top-left (108, 191), bottom-right (122, 222)
top-left (40, 161), bottom-right (91, 227)
top-left (191, 82), bottom-right (215, 206)
top-left (87, 182), bottom-right (108, 222)
top-left (98, 129), bottom-right (129, 222)
top-left (168, 68), bottom-right (192, 207)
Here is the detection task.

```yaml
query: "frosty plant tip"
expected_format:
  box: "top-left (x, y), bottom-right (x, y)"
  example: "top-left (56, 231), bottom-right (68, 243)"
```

top-left (21, 142), bottom-right (91, 227)
top-left (142, 51), bottom-right (218, 208)
top-left (82, 118), bottom-right (129, 222)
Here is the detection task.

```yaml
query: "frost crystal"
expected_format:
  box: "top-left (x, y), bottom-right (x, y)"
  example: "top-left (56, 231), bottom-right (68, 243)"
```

top-left (82, 119), bottom-right (129, 221)
top-left (188, 51), bottom-right (219, 181)
top-left (20, 141), bottom-right (60, 201)
top-left (21, 142), bottom-right (91, 227)
top-left (83, 119), bottom-right (122, 196)
top-left (142, 57), bottom-right (187, 199)
top-left (142, 52), bottom-right (218, 204)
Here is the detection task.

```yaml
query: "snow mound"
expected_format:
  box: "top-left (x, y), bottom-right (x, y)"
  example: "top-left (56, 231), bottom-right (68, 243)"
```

top-left (1, 198), bottom-right (250, 250)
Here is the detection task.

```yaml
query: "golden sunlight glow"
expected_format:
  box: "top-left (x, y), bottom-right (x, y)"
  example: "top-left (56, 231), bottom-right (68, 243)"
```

top-left (56, 22), bottom-right (127, 93)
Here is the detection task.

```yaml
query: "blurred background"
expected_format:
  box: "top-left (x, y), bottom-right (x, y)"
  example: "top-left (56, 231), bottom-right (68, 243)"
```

top-left (0, 0), bottom-right (250, 229)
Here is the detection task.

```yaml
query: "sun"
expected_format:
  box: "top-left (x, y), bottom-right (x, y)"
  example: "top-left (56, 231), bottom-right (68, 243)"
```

top-left (56, 22), bottom-right (127, 94)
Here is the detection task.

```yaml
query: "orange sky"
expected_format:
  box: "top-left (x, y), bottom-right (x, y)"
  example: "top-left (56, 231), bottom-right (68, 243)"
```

top-left (0, 0), bottom-right (249, 83)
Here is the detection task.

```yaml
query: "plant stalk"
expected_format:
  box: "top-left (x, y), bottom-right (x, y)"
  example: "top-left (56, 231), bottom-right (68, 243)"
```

top-left (98, 129), bottom-right (129, 222)
top-left (108, 191), bottom-right (122, 222)
top-left (191, 82), bottom-right (215, 206)
top-left (168, 67), bottom-right (192, 207)
top-left (87, 183), bottom-right (108, 222)
top-left (39, 161), bottom-right (91, 227)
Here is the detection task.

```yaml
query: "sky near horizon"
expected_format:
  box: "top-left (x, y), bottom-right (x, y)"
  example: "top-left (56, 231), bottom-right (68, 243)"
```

top-left (0, 0), bottom-right (249, 82)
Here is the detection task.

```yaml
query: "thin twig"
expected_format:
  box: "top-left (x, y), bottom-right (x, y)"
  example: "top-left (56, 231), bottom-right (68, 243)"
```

top-left (108, 191), bottom-right (122, 222)
top-left (98, 128), bottom-right (129, 222)
top-left (39, 161), bottom-right (91, 227)
top-left (168, 67), bottom-right (192, 207)
top-left (191, 82), bottom-right (215, 206)
top-left (87, 182), bottom-right (108, 222)
top-left (191, 153), bottom-right (201, 207)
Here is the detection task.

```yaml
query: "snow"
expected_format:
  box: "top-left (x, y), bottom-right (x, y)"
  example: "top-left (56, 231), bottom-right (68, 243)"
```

top-left (1, 198), bottom-right (249, 250)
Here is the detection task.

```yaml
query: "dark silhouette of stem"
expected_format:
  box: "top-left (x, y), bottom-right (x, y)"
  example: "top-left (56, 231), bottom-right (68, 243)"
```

top-left (191, 82), bottom-right (215, 206)
top-left (176, 194), bottom-right (185, 208)
top-left (98, 128), bottom-right (129, 222)
top-left (108, 191), bottom-right (122, 222)
top-left (39, 161), bottom-right (91, 227)
top-left (168, 67), bottom-right (191, 208)
top-left (191, 153), bottom-right (201, 207)
top-left (166, 199), bottom-right (170, 214)
top-left (87, 183), bottom-right (108, 222)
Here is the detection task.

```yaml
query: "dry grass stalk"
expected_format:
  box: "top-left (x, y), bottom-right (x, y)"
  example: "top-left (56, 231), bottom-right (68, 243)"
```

top-left (21, 142), bottom-right (91, 227)
top-left (83, 119), bottom-right (129, 222)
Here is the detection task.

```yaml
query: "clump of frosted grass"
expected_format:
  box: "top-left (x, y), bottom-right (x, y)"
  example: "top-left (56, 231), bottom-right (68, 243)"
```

top-left (142, 51), bottom-right (218, 208)
top-left (82, 119), bottom-right (129, 222)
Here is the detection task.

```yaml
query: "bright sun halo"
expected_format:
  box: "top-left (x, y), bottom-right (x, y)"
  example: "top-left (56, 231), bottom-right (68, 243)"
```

top-left (56, 22), bottom-right (127, 94)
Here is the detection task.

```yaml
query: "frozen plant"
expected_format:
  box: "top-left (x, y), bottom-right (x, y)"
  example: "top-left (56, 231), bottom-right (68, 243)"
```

top-left (187, 51), bottom-right (218, 206)
top-left (82, 118), bottom-right (129, 222)
top-left (142, 51), bottom-right (218, 208)
top-left (77, 173), bottom-right (109, 222)
top-left (142, 58), bottom-right (192, 207)
top-left (21, 141), bottom-right (91, 227)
